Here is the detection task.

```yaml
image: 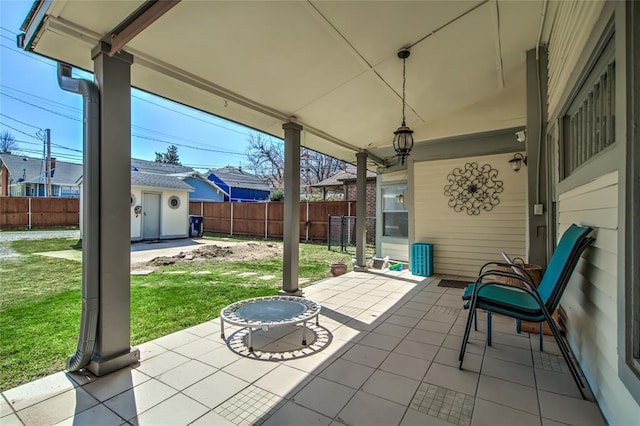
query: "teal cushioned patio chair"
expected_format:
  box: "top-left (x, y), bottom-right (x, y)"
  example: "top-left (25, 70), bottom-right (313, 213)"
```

top-left (459, 224), bottom-right (595, 399)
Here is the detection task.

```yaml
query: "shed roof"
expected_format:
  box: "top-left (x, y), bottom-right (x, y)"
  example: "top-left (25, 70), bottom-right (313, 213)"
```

top-left (131, 158), bottom-right (195, 174)
top-left (131, 172), bottom-right (193, 191)
top-left (0, 153), bottom-right (82, 186)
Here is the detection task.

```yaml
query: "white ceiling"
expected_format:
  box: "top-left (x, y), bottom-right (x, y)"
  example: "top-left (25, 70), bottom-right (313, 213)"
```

top-left (23, 0), bottom-right (553, 165)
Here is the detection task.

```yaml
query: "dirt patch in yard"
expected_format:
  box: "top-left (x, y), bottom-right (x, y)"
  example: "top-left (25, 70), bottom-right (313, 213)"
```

top-left (143, 242), bottom-right (282, 269)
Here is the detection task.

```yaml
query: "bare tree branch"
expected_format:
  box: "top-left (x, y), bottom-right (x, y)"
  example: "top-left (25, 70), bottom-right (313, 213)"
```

top-left (0, 130), bottom-right (19, 154)
top-left (245, 132), bottom-right (349, 190)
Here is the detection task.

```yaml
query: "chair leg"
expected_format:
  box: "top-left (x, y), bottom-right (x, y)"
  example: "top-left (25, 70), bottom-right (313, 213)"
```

top-left (474, 311), bottom-right (478, 331)
top-left (516, 319), bottom-right (521, 333)
top-left (544, 312), bottom-right (586, 399)
top-left (545, 316), bottom-right (584, 388)
top-left (459, 300), bottom-right (478, 366)
top-left (539, 322), bottom-right (544, 351)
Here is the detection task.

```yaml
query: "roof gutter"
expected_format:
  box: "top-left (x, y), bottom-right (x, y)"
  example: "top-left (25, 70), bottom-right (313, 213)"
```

top-left (17, 0), bottom-right (53, 51)
top-left (57, 62), bottom-right (101, 372)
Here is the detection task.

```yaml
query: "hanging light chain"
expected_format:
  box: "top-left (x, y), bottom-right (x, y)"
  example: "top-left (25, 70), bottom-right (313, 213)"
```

top-left (402, 55), bottom-right (407, 126)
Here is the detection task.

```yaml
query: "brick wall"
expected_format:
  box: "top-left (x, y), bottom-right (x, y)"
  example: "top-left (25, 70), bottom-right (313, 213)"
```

top-left (343, 180), bottom-right (376, 217)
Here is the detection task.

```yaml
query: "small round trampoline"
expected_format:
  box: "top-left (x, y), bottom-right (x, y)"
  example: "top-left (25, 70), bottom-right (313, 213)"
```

top-left (220, 296), bottom-right (321, 352)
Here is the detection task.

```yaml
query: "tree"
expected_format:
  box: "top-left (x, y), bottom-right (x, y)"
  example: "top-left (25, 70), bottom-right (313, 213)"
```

top-left (302, 149), bottom-right (347, 186)
top-left (245, 132), bottom-right (348, 190)
top-left (155, 145), bottom-right (181, 164)
top-left (245, 133), bottom-right (284, 188)
top-left (269, 189), bottom-right (284, 201)
top-left (0, 130), bottom-right (18, 154)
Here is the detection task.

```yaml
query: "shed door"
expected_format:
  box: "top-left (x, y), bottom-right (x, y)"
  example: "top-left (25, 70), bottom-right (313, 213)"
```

top-left (142, 192), bottom-right (161, 240)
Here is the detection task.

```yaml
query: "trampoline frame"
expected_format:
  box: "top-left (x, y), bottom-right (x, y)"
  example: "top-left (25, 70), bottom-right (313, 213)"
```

top-left (220, 296), bottom-right (321, 352)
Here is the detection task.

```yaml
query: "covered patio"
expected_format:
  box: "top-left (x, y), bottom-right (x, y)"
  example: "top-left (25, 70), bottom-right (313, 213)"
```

top-left (1, 272), bottom-right (605, 426)
top-left (7, 0), bottom-right (640, 424)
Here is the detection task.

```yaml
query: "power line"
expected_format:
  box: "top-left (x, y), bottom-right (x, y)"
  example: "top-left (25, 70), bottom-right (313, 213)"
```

top-left (0, 94), bottom-right (242, 155)
top-left (132, 94), bottom-right (251, 136)
top-left (0, 85), bottom-right (247, 155)
top-left (51, 142), bottom-right (82, 153)
top-left (13, 139), bottom-right (42, 146)
top-left (132, 133), bottom-right (244, 156)
top-left (13, 139), bottom-right (81, 156)
top-left (13, 139), bottom-right (83, 157)
top-left (131, 124), bottom-right (220, 150)
top-left (15, 147), bottom-right (82, 162)
top-left (0, 39), bottom-right (56, 68)
top-left (2, 30), bottom-right (253, 140)
top-left (0, 93), bottom-right (82, 122)
top-left (0, 121), bottom-right (43, 140)
top-left (1, 84), bottom-right (240, 150)
top-left (0, 112), bottom-right (43, 130)
top-left (0, 84), bottom-right (83, 113)
top-left (0, 26), bottom-right (18, 34)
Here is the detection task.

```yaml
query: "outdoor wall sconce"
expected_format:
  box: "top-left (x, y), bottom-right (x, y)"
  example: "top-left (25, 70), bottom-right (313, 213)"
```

top-left (395, 192), bottom-right (405, 205)
top-left (509, 153), bottom-right (527, 172)
top-left (392, 49), bottom-right (414, 165)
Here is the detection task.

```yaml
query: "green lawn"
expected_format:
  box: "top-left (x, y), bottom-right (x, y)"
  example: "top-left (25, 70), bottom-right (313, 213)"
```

top-left (0, 237), bottom-right (352, 391)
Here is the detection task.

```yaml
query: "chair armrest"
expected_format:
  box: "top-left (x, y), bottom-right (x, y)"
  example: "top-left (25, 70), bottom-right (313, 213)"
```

top-left (470, 270), bottom-right (544, 307)
top-left (481, 268), bottom-right (536, 292)
top-left (477, 261), bottom-right (535, 289)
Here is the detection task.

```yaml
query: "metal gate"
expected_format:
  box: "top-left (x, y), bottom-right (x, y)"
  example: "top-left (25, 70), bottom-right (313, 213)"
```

top-left (327, 215), bottom-right (376, 253)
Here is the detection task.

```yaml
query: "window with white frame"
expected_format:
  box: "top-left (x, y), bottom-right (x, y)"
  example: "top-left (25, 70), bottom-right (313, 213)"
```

top-left (382, 185), bottom-right (408, 238)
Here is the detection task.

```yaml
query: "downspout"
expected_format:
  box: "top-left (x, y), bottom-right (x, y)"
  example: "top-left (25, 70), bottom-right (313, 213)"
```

top-left (57, 63), bottom-right (100, 371)
top-left (535, 0), bottom-right (548, 206)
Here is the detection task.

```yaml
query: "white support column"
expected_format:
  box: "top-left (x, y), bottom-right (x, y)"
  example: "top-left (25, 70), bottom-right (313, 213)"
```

top-left (88, 41), bottom-right (138, 376)
top-left (354, 151), bottom-right (368, 271)
top-left (281, 121), bottom-right (303, 295)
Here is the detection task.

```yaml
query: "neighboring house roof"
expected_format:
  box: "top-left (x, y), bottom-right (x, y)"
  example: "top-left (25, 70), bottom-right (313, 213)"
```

top-left (168, 171), bottom-right (228, 196)
top-left (131, 158), bottom-right (195, 174)
top-left (131, 172), bottom-right (194, 191)
top-left (206, 166), bottom-right (271, 191)
top-left (311, 165), bottom-right (376, 188)
top-left (0, 152), bottom-right (82, 186)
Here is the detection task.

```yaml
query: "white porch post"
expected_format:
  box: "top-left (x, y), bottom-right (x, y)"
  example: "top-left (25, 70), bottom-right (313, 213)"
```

top-left (281, 121), bottom-right (303, 295)
top-left (89, 42), bottom-right (138, 375)
top-left (355, 151), bottom-right (368, 271)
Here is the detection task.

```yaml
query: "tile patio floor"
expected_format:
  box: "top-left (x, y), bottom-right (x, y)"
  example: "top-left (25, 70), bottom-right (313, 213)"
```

top-left (1, 271), bottom-right (606, 426)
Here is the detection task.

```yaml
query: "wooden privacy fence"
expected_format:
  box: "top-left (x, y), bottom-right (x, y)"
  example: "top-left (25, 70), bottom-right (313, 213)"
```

top-left (189, 201), bottom-right (356, 242)
top-left (0, 198), bottom-right (362, 241)
top-left (0, 197), bottom-right (79, 229)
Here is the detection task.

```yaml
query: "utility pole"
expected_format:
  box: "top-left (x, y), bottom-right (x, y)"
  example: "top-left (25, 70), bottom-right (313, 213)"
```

top-left (45, 129), bottom-right (51, 197)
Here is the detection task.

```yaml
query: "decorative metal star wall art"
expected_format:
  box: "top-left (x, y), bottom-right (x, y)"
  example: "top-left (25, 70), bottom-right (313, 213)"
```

top-left (443, 162), bottom-right (504, 215)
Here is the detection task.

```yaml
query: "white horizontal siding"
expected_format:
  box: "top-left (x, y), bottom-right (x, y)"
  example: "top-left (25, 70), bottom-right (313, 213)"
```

top-left (413, 153), bottom-right (526, 279)
top-left (557, 171), bottom-right (640, 423)
top-left (547, 0), bottom-right (605, 116)
top-left (381, 240), bottom-right (409, 262)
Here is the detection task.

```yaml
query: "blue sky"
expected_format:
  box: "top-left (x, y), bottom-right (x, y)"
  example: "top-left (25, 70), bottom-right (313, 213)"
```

top-left (0, 0), bottom-right (265, 171)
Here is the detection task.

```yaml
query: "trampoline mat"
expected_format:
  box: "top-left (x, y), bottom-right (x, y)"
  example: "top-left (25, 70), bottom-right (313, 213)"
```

top-left (236, 300), bottom-right (308, 322)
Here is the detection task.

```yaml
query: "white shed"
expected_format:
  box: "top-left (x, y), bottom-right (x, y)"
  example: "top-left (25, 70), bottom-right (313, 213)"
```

top-left (79, 172), bottom-right (194, 241)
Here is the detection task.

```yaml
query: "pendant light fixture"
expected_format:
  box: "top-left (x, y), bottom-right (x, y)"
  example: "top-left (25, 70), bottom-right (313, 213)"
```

top-left (393, 48), bottom-right (414, 165)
